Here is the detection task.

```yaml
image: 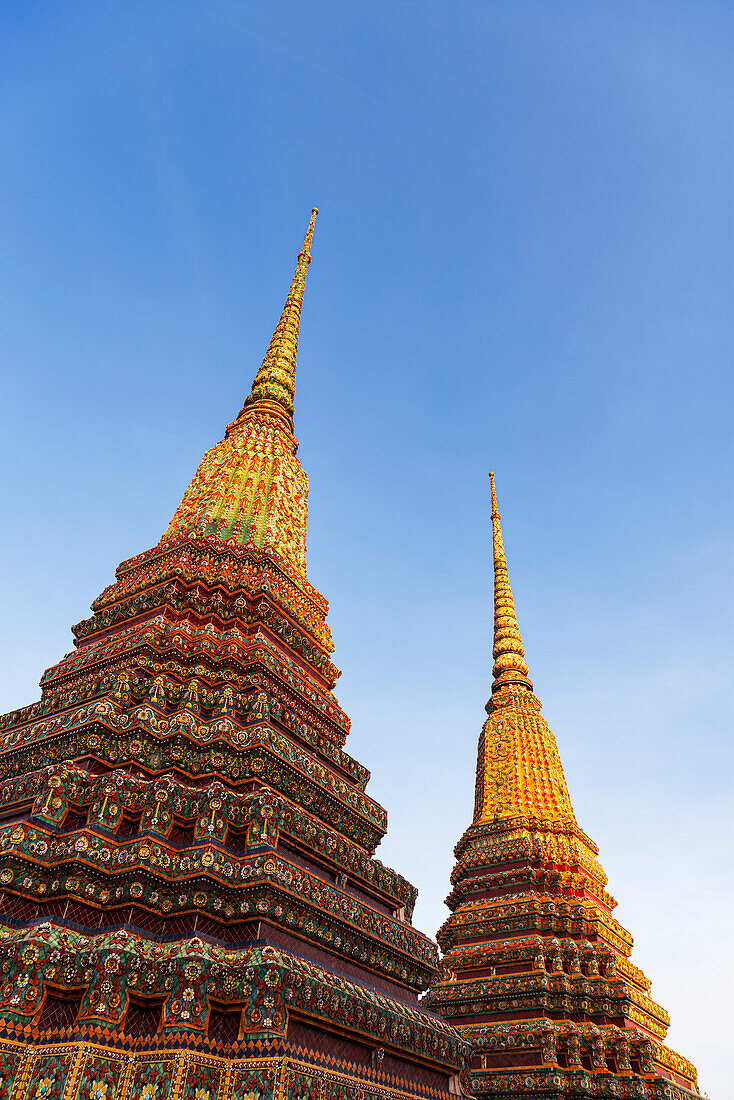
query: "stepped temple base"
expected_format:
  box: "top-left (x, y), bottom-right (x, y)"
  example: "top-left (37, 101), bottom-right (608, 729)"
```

top-left (0, 1041), bottom-right (459, 1100)
top-left (0, 919), bottom-right (464, 1100)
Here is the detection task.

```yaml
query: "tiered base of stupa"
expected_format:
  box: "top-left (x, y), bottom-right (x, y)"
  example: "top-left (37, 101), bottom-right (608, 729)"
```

top-left (426, 685), bottom-right (699, 1100)
top-left (428, 811), bottom-right (699, 1099)
top-left (0, 532), bottom-right (467, 1100)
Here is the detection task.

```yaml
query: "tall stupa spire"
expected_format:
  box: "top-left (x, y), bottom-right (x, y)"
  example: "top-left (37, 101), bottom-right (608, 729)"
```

top-left (473, 473), bottom-right (576, 824)
top-left (237, 206), bottom-right (318, 428)
top-left (488, 472), bottom-right (533, 697)
top-left (161, 210), bottom-right (319, 572)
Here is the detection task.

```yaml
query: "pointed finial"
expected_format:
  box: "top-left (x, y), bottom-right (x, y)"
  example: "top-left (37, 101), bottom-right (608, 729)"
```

top-left (237, 208), bottom-right (319, 428)
top-left (489, 469), bottom-right (499, 518)
top-left (488, 473), bottom-right (533, 697)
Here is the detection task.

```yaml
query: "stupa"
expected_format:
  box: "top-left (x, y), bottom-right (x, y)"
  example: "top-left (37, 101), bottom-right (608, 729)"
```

top-left (0, 211), bottom-right (468, 1100)
top-left (426, 474), bottom-right (700, 1099)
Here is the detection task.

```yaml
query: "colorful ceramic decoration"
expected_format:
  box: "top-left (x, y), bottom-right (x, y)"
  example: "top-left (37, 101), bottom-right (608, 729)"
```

top-left (0, 211), bottom-right (469, 1100)
top-left (426, 474), bottom-right (700, 1099)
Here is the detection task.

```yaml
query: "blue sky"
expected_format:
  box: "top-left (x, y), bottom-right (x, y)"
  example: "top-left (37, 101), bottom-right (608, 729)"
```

top-left (1, 3), bottom-right (732, 1092)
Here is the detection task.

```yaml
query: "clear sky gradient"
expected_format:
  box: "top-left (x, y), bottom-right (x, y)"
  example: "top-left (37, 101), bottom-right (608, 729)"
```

top-left (1, 4), bottom-right (732, 1094)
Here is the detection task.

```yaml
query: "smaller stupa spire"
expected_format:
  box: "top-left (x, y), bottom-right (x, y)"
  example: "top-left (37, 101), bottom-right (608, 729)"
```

top-left (237, 207), bottom-right (318, 428)
top-left (488, 472), bottom-right (533, 696)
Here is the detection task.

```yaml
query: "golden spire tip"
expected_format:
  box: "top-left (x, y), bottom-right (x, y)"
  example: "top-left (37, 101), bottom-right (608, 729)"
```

top-left (487, 472), bottom-right (532, 698)
top-left (488, 471), bottom-right (499, 518)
